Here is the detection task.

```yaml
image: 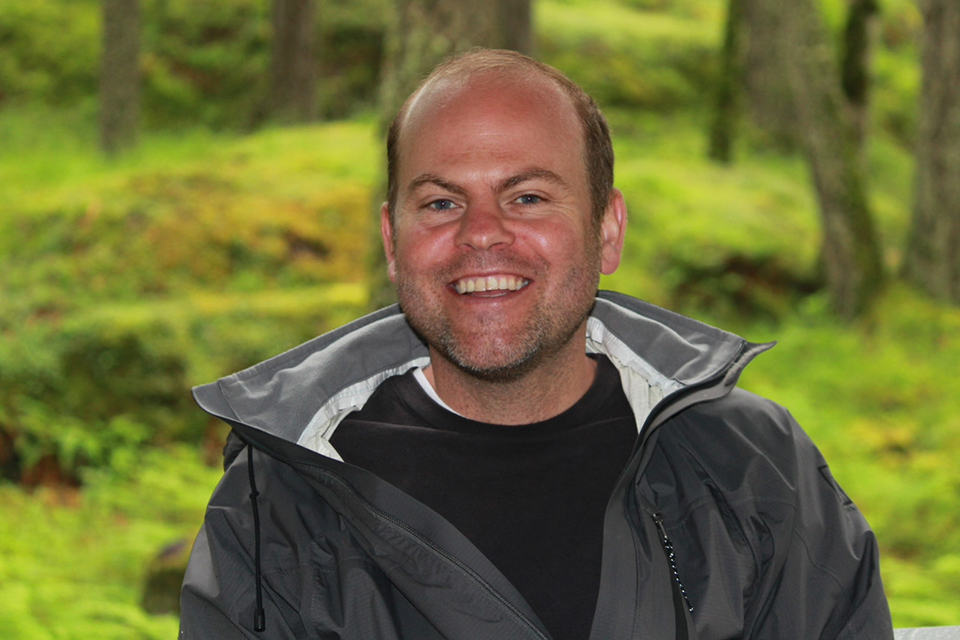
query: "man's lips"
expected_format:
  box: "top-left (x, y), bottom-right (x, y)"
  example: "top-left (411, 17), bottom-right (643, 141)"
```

top-left (453, 274), bottom-right (530, 295)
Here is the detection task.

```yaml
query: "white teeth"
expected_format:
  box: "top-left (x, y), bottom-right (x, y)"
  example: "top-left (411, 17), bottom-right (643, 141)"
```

top-left (454, 275), bottom-right (528, 295)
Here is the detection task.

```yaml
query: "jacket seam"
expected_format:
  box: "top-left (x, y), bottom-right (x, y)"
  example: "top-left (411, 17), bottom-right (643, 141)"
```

top-left (789, 523), bottom-right (849, 600)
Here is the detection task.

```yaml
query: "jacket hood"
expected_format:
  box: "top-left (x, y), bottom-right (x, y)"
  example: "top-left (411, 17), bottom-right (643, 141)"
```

top-left (192, 291), bottom-right (771, 459)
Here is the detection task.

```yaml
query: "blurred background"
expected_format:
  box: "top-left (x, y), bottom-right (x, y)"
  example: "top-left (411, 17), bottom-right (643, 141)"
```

top-left (1, 0), bottom-right (958, 636)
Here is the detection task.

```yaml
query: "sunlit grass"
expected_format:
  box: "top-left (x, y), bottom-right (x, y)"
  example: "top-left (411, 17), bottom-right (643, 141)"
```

top-left (0, 103), bottom-right (378, 213)
top-left (540, 0), bottom-right (719, 45)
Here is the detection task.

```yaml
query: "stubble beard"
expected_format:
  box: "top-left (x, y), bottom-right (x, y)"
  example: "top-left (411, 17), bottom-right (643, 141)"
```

top-left (395, 249), bottom-right (602, 384)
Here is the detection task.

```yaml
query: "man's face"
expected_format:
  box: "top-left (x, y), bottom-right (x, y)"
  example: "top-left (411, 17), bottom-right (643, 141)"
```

top-left (382, 73), bottom-right (624, 380)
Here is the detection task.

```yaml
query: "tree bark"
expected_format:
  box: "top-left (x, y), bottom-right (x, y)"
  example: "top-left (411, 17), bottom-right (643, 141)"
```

top-left (99, 0), bottom-right (141, 156)
top-left (780, 0), bottom-right (885, 318)
top-left (377, 0), bottom-right (502, 135)
top-left (841, 0), bottom-right (880, 154)
top-left (708, 0), bottom-right (744, 163)
top-left (739, 0), bottom-right (798, 149)
top-left (497, 0), bottom-right (534, 55)
top-left (369, 0), bottom-right (529, 310)
top-left (269, 0), bottom-right (318, 123)
top-left (904, 0), bottom-right (960, 303)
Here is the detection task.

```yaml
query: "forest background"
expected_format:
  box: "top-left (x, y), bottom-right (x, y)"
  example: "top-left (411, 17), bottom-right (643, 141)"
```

top-left (1, 0), bottom-right (959, 637)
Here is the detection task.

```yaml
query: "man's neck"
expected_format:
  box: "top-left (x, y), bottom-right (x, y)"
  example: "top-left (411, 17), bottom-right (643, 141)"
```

top-left (422, 339), bottom-right (598, 426)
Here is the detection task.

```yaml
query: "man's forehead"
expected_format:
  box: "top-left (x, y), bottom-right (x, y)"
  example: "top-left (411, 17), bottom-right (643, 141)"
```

top-left (400, 69), bottom-right (575, 139)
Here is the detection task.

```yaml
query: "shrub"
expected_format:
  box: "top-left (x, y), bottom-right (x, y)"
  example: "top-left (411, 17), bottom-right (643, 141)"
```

top-left (0, 0), bottom-right (388, 128)
top-left (0, 0), bottom-right (100, 104)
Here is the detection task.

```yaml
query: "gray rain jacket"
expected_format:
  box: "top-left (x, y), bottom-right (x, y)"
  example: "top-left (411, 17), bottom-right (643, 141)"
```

top-left (180, 291), bottom-right (894, 639)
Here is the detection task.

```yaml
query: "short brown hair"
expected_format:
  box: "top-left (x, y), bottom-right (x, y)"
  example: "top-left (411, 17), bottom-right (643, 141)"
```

top-left (385, 49), bottom-right (614, 227)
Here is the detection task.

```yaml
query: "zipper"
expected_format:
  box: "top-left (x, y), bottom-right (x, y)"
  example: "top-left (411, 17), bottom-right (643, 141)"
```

top-left (595, 343), bottom-right (761, 639)
top-left (633, 339), bottom-right (775, 483)
top-left (653, 512), bottom-right (694, 614)
top-left (634, 365), bottom-right (740, 461)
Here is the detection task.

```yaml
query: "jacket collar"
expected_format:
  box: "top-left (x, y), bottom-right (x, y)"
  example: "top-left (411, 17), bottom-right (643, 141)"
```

top-left (193, 291), bottom-right (769, 457)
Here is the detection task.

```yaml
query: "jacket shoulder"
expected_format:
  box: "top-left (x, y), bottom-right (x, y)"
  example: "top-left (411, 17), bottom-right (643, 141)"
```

top-left (656, 388), bottom-right (816, 492)
top-left (643, 389), bottom-right (893, 638)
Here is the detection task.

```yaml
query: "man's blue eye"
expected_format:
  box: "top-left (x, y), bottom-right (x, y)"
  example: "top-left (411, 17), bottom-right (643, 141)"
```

top-left (429, 199), bottom-right (456, 210)
top-left (517, 194), bottom-right (542, 205)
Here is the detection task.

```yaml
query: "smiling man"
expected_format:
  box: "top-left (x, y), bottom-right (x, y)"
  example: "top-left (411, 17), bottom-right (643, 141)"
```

top-left (180, 50), bottom-right (894, 639)
top-left (382, 61), bottom-right (625, 425)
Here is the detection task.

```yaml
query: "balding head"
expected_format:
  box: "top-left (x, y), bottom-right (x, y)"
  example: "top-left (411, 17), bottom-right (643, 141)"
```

top-left (385, 49), bottom-right (614, 228)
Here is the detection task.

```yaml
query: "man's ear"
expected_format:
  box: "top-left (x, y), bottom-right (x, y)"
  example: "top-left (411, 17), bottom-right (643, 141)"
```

top-left (380, 202), bottom-right (398, 283)
top-left (600, 189), bottom-right (627, 275)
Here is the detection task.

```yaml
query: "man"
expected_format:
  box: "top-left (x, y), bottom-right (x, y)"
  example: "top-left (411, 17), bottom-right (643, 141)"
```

top-left (180, 50), bottom-right (893, 639)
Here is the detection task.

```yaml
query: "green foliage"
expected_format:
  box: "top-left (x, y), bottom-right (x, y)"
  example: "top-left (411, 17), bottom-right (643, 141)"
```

top-left (539, 0), bottom-right (719, 111)
top-left (140, 0), bottom-right (271, 128)
top-left (873, 42), bottom-right (921, 147)
top-left (870, 0), bottom-right (923, 147)
top-left (0, 0), bottom-right (100, 104)
top-left (316, 0), bottom-right (390, 118)
top-left (0, 121), bottom-right (375, 481)
top-left (0, 0), bottom-right (925, 144)
top-left (0, 445), bottom-right (220, 639)
top-left (0, 120), bottom-right (376, 300)
top-left (599, 110), bottom-right (822, 320)
top-left (0, 0), bottom-right (388, 127)
top-left (817, 0), bottom-right (923, 147)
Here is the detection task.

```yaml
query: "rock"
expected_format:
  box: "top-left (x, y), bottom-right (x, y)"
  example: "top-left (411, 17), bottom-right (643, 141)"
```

top-left (141, 538), bottom-right (192, 615)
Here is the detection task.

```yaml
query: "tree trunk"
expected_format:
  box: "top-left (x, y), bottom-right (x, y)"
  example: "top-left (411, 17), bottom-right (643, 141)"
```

top-left (708, 0), bottom-right (744, 163)
top-left (369, 0), bottom-right (527, 310)
top-left (780, 0), bottom-right (884, 318)
top-left (739, 0), bottom-right (798, 149)
top-left (269, 0), bottom-right (318, 123)
top-left (99, 0), bottom-right (140, 156)
top-left (904, 0), bottom-right (960, 303)
top-left (840, 0), bottom-right (880, 154)
top-left (377, 0), bottom-right (503, 135)
top-left (497, 0), bottom-right (533, 55)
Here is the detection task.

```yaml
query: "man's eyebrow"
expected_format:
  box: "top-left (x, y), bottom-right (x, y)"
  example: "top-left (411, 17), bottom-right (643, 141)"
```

top-left (498, 169), bottom-right (567, 192)
top-left (406, 169), bottom-right (568, 197)
top-left (407, 174), bottom-right (467, 197)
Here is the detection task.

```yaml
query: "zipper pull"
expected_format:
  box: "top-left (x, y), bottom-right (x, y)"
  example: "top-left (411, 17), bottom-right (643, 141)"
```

top-left (652, 512), bottom-right (694, 613)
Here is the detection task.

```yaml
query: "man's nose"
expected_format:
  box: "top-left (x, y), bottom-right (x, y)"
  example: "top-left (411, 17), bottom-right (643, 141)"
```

top-left (454, 201), bottom-right (515, 250)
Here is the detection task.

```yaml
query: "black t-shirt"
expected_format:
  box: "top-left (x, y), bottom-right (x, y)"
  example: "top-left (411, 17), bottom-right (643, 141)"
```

top-left (330, 355), bottom-right (637, 640)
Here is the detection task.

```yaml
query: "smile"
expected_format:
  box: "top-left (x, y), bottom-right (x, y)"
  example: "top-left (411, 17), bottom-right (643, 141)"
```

top-left (454, 275), bottom-right (530, 295)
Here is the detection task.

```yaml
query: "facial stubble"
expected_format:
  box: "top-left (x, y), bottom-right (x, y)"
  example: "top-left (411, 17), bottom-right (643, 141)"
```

top-left (395, 238), bottom-right (603, 383)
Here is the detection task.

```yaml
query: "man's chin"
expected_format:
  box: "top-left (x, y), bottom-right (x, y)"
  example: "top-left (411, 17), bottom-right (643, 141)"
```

top-left (434, 339), bottom-right (542, 384)
top-left (450, 354), bottom-right (539, 383)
